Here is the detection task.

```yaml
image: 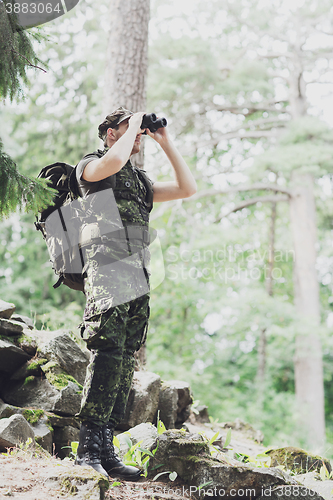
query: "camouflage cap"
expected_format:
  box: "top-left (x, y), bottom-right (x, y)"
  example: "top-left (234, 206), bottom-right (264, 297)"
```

top-left (98, 106), bottom-right (134, 140)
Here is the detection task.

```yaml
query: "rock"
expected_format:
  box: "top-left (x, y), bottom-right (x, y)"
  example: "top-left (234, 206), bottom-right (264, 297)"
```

top-left (221, 417), bottom-right (264, 444)
top-left (158, 380), bottom-right (193, 429)
top-left (46, 467), bottom-right (109, 499)
top-left (0, 414), bottom-right (35, 450)
top-left (266, 446), bottom-right (331, 474)
top-left (11, 313), bottom-right (34, 329)
top-left (10, 357), bottom-right (48, 380)
top-left (118, 423), bottom-right (158, 457)
top-left (0, 317), bottom-right (25, 335)
top-left (147, 429), bottom-right (306, 499)
top-left (188, 405), bottom-right (210, 424)
top-left (0, 452), bottom-right (109, 500)
top-left (0, 339), bottom-right (31, 375)
top-left (118, 371), bottom-right (161, 430)
top-left (0, 299), bottom-right (15, 319)
top-left (53, 425), bottom-right (80, 459)
top-left (32, 416), bottom-right (53, 454)
top-left (46, 413), bottom-right (80, 429)
top-left (0, 399), bottom-right (23, 419)
top-left (38, 331), bottom-right (89, 386)
top-left (15, 329), bottom-right (38, 356)
top-left (53, 381), bottom-right (82, 416)
top-left (4, 377), bottom-right (60, 411)
top-left (157, 381), bottom-right (178, 429)
top-left (296, 471), bottom-right (333, 500)
top-left (3, 377), bottom-right (81, 416)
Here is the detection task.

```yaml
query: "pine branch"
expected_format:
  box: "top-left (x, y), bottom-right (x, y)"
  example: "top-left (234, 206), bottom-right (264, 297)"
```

top-left (11, 49), bottom-right (46, 73)
top-left (0, 144), bottom-right (55, 219)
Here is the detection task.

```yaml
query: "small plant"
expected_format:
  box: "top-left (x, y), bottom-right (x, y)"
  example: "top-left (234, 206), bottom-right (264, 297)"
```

top-left (235, 452), bottom-right (272, 468)
top-left (156, 410), bottom-right (166, 435)
top-left (115, 430), bottom-right (159, 478)
top-left (320, 462), bottom-right (333, 481)
top-left (191, 399), bottom-right (201, 415)
top-left (198, 428), bottom-right (232, 457)
top-left (153, 470), bottom-right (178, 481)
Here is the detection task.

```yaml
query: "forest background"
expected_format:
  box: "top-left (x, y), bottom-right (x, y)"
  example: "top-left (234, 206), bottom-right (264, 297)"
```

top-left (1, 0), bottom-right (333, 458)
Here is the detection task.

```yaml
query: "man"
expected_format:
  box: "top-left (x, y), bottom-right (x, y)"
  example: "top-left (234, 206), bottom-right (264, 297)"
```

top-left (74, 107), bottom-right (197, 480)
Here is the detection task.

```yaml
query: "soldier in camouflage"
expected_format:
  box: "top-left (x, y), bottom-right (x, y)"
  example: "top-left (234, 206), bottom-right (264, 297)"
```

top-left (74, 107), bottom-right (197, 480)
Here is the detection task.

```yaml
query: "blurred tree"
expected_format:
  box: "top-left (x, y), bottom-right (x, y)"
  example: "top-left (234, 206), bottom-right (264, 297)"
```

top-left (103, 0), bottom-right (150, 170)
top-left (148, 0), bottom-right (333, 451)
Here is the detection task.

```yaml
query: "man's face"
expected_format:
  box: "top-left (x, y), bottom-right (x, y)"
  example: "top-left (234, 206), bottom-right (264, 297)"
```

top-left (112, 118), bottom-right (142, 155)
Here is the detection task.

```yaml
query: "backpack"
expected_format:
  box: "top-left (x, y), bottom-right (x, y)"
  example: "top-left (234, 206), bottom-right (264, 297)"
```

top-left (35, 162), bottom-right (86, 292)
top-left (35, 155), bottom-right (155, 293)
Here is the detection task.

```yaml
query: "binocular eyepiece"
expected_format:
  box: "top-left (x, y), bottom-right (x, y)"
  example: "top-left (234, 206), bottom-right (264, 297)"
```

top-left (141, 113), bottom-right (167, 133)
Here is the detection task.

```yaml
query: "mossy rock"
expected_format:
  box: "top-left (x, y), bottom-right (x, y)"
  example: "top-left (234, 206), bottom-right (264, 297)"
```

top-left (22, 408), bottom-right (45, 425)
top-left (266, 446), bottom-right (331, 474)
top-left (10, 357), bottom-right (48, 381)
top-left (41, 361), bottom-right (83, 393)
top-left (51, 467), bottom-right (109, 499)
top-left (147, 429), bottom-right (301, 497)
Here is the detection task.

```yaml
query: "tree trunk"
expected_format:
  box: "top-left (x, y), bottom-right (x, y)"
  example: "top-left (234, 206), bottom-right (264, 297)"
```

top-left (266, 199), bottom-right (277, 297)
top-left (103, 0), bottom-right (150, 168)
top-left (103, 0), bottom-right (150, 366)
top-left (289, 172), bottom-right (325, 451)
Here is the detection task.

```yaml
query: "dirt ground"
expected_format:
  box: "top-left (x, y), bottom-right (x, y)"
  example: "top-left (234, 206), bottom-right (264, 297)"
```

top-left (0, 448), bottom-right (195, 500)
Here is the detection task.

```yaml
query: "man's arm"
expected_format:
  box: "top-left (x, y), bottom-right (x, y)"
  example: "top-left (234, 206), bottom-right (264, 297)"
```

top-left (82, 112), bottom-right (145, 182)
top-left (147, 127), bottom-right (197, 202)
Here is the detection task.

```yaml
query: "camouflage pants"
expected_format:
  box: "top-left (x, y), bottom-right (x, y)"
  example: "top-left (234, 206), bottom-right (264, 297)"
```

top-left (76, 292), bottom-right (150, 427)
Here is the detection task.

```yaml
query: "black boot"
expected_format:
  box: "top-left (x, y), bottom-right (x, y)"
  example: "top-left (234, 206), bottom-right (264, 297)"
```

top-left (75, 421), bottom-right (108, 478)
top-left (101, 424), bottom-right (142, 481)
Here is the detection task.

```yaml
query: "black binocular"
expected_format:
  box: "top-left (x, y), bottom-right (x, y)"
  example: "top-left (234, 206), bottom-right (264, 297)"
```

top-left (141, 113), bottom-right (167, 133)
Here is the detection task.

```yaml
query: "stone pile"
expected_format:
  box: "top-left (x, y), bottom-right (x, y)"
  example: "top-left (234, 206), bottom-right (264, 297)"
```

top-left (0, 299), bottom-right (192, 458)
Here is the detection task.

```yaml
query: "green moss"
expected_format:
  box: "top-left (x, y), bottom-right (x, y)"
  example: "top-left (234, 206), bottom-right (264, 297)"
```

top-left (23, 375), bottom-right (36, 386)
top-left (266, 446), bottom-right (331, 474)
top-left (27, 358), bottom-right (48, 372)
top-left (22, 409), bottom-right (44, 425)
top-left (42, 361), bottom-right (58, 372)
top-left (186, 454), bottom-right (220, 467)
top-left (60, 471), bottom-right (109, 497)
top-left (17, 333), bottom-right (34, 345)
top-left (45, 370), bottom-right (83, 392)
top-left (62, 477), bottom-right (78, 494)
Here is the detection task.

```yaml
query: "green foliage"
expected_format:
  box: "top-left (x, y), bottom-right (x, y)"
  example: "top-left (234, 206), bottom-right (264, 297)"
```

top-left (22, 408), bottom-right (44, 425)
top-left (0, 140), bottom-right (55, 219)
top-left (0, 3), bottom-right (45, 101)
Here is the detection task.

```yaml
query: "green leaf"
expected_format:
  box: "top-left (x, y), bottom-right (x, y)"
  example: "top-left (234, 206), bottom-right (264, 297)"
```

top-left (157, 420), bottom-right (166, 435)
top-left (224, 428), bottom-right (232, 448)
top-left (320, 464), bottom-right (329, 481)
top-left (152, 442), bottom-right (159, 456)
top-left (120, 433), bottom-right (132, 450)
top-left (71, 441), bottom-right (78, 455)
top-left (137, 447), bottom-right (154, 457)
top-left (150, 463), bottom-right (164, 471)
top-left (199, 481), bottom-right (213, 491)
top-left (169, 471), bottom-right (177, 481)
top-left (209, 431), bottom-right (220, 445)
top-left (123, 460), bottom-right (139, 467)
top-left (111, 481), bottom-right (121, 487)
top-left (113, 435), bottom-right (120, 449)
